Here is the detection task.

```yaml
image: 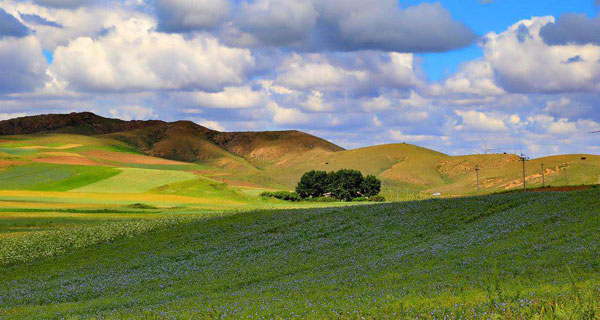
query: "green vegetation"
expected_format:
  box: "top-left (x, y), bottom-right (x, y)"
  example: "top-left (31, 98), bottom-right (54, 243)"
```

top-left (260, 190), bottom-right (302, 201)
top-left (0, 163), bottom-right (120, 191)
top-left (0, 189), bottom-right (598, 318)
top-left (73, 168), bottom-right (197, 193)
top-left (296, 169), bottom-right (382, 201)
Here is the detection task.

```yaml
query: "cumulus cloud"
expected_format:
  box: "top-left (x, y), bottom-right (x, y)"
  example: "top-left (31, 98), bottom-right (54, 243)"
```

top-left (179, 86), bottom-right (265, 109)
top-left (0, 36), bottom-right (48, 93)
top-left (456, 110), bottom-right (508, 132)
top-left (539, 13), bottom-right (600, 45)
top-left (156, 0), bottom-right (230, 33)
top-left (0, 8), bottom-right (30, 38)
top-left (483, 17), bottom-right (600, 93)
top-left (231, 0), bottom-right (318, 47)
top-left (108, 105), bottom-right (157, 121)
top-left (431, 60), bottom-right (504, 96)
top-left (222, 0), bottom-right (476, 53)
top-left (50, 18), bottom-right (255, 92)
top-left (274, 52), bottom-right (421, 94)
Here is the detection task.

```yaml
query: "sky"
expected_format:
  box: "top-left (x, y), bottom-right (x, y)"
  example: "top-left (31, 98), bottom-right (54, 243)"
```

top-left (0, 0), bottom-right (599, 157)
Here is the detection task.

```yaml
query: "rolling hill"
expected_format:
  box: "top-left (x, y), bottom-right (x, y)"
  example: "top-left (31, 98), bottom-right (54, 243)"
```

top-left (1, 189), bottom-right (598, 318)
top-left (0, 112), bottom-right (599, 200)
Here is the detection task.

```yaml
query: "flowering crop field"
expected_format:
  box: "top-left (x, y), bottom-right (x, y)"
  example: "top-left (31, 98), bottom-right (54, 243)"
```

top-left (0, 188), bottom-right (598, 319)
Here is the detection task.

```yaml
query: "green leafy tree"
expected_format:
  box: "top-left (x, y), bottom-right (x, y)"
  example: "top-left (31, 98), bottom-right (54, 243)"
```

top-left (296, 170), bottom-right (329, 198)
top-left (328, 169), bottom-right (364, 201)
top-left (361, 175), bottom-right (382, 197)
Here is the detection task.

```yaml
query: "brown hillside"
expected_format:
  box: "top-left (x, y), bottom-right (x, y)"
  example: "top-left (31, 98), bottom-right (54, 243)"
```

top-left (0, 112), bottom-right (344, 166)
top-left (0, 112), bottom-right (162, 135)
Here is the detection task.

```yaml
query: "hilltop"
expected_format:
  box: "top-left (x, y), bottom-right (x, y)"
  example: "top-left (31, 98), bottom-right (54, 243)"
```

top-left (0, 112), bottom-right (343, 167)
top-left (0, 112), bottom-right (599, 197)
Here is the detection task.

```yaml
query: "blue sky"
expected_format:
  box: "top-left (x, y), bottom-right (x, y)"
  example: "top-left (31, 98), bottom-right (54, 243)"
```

top-left (0, 0), bottom-right (599, 157)
top-left (418, 0), bottom-right (599, 80)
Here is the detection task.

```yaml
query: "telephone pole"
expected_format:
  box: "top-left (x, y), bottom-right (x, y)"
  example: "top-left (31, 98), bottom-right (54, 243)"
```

top-left (475, 164), bottom-right (480, 193)
top-left (519, 154), bottom-right (529, 191)
top-left (541, 163), bottom-right (545, 187)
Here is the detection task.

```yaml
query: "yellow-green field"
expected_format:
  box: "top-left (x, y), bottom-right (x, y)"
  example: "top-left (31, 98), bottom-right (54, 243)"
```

top-left (0, 133), bottom-right (599, 318)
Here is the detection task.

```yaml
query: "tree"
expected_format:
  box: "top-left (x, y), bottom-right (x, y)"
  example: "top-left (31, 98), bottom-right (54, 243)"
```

top-left (296, 170), bottom-right (329, 198)
top-left (327, 169), bottom-right (364, 201)
top-left (361, 175), bottom-right (381, 197)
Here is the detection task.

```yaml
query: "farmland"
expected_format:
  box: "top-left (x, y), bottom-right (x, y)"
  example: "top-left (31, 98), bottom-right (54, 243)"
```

top-left (0, 189), bottom-right (598, 318)
top-left (0, 113), bottom-right (598, 318)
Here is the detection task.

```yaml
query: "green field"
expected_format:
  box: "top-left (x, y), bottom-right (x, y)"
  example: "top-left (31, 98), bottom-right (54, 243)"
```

top-left (0, 128), bottom-right (598, 318)
top-left (0, 164), bottom-right (120, 191)
top-left (0, 189), bottom-right (598, 318)
top-left (73, 168), bottom-right (198, 193)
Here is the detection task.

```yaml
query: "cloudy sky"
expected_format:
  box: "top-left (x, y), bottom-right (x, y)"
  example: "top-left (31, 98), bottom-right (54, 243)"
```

top-left (0, 0), bottom-right (599, 157)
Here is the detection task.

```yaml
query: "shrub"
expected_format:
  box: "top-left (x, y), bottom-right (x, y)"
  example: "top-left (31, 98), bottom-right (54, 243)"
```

top-left (368, 195), bottom-right (386, 202)
top-left (309, 196), bottom-right (337, 202)
top-left (260, 191), bottom-right (302, 202)
top-left (352, 197), bottom-right (368, 202)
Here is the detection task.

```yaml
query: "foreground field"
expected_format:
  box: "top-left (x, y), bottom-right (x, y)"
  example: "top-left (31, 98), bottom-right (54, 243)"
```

top-left (1, 189), bottom-right (598, 318)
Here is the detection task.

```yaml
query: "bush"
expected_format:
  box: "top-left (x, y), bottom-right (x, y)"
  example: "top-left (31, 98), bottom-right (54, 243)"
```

top-left (309, 196), bottom-right (338, 202)
top-left (368, 195), bottom-right (386, 202)
top-left (352, 197), bottom-right (368, 202)
top-left (260, 191), bottom-right (302, 202)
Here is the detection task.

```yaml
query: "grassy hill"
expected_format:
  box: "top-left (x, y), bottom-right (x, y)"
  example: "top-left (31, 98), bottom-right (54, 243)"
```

top-left (0, 112), bottom-right (598, 204)
top-left (1, 189), bottom-right (598, 318)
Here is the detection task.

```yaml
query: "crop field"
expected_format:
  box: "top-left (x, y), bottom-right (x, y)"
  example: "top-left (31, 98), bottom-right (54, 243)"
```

top-left (0, 188), bottom-right (598, 318)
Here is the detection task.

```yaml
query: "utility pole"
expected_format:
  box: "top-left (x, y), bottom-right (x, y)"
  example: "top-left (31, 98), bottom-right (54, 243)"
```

top-left (519, 155), bottom-right (529, 191)
top-left (475, 164), bottom-right (480, 193)
top-left (541, 163), bottom-right (545, 187)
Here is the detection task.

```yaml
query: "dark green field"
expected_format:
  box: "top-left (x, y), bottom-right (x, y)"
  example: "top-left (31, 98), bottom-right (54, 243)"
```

top-left (1, 189), bottom-right (598, 319)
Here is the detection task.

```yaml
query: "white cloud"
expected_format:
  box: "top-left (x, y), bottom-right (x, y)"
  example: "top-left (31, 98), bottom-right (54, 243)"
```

top-left (431, 60), bottom-right (505, 96)
top-left (108, 105), bottom-right (157, 121)
top-left (483, 17), bottom-right (600, 93)
top-left (266, 101), bottom-right (307, 125)
top-left (179, 86), bottom-right (265, 109)
top-left (456, 110), bottom-right (508, 132)
top-left (50, 18), bottom-right (255, 92)
top-left (275, 54), bottom-right (368, 91)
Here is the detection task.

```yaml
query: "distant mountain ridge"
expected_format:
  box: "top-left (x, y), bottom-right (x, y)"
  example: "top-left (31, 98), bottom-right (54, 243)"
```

top-left (0, 112), bottom-right (344, 165)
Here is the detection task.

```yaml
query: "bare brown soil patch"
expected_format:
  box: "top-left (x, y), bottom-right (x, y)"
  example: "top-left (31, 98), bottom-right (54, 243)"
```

top-left (34, 156), bottom-right (101, 166)
top-left (0, 160), bottom-right (26, 167)
top-left (529, 185), bottom-right (593, 192)
top-left (84, 150), bottom-right (187, 165)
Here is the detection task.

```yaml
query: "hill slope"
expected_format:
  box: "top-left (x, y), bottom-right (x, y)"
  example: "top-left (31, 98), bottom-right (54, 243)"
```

top-left (0, 113), bottom-right (344, 168)
top-left (0, 112), bottom-right (598, 196)
top-left (1, 189), bottom-right (598, 318)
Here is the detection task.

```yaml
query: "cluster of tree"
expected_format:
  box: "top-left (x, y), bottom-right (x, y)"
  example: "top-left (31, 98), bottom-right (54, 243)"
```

top-left (296, 169), bottom-right (382, 201)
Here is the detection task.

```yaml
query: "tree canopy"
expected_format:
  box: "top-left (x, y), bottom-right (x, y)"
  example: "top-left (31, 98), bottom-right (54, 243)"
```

top-left (296, 169), bottom-right (382, 201)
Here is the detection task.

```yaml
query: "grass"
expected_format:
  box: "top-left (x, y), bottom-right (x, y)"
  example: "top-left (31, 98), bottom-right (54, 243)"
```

top-left (0, 163), bottom-right (120, 191)
top-left (0, 189), bottom-right (598, 318)
top-left (72, 168), bottom-right (198, 193)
